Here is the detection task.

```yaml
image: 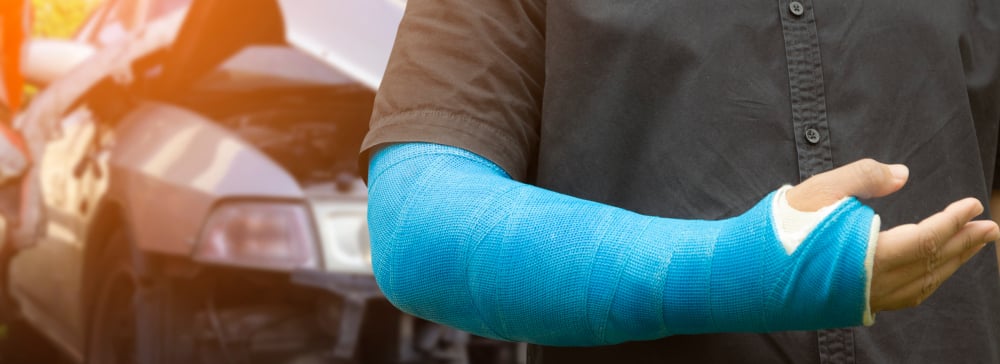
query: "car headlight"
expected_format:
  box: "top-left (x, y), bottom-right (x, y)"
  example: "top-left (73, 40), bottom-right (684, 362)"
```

top-left (194, 201), bottom-right (319, 271)
top-left (311, 202), bottom-right (371, 274)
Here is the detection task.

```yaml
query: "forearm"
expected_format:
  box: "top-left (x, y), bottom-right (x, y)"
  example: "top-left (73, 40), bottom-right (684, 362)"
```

top-left (367, 143), bottom-right (877, 346)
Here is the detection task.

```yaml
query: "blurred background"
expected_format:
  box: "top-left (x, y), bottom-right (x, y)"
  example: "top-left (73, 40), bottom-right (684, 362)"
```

top-left (21, 0), bottom-right (101, 102)
top-left (0, 0), bottom-right (525, 363)
top-left (33, 0), bottom-right (103, 38)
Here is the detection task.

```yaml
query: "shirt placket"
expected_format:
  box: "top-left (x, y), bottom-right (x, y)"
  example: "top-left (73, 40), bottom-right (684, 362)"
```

top-left (776, 1), bottom-right (854, 363)
top-left (778, 0), bottom-right (835, 181)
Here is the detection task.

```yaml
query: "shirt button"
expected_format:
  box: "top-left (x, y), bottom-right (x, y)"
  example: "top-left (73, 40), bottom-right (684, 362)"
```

top-left (789, 1), bottom-right (805, 16)
top-left (805, 128), bottom-right (821, 144)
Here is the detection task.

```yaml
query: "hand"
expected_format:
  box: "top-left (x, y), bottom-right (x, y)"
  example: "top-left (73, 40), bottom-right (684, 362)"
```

top-left (786, 159), bottom-right (999, 314)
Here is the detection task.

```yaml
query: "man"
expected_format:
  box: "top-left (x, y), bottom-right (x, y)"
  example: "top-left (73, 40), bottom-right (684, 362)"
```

top-left (362, 1), bottom-right (1000, 362)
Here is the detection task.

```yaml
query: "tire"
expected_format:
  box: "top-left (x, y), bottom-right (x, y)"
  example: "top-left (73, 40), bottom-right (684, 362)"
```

top-left (86, 236), bottom-right (136, 364)
top-left (85, 230), bottom-right (198, 364)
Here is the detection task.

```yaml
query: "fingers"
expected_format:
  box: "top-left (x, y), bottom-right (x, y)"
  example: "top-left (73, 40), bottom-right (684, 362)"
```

top-left (869, 198), bottom-right (999, 313)
top-left (940, 220), bottom-right (999, 260)
top-left (877, 198), bottom-right (987, 271)
top-left (875, 220), bottom-right (997, 285)
top-left (787, 159), bottom-right (908, 211)
top-left (872, 244), bottom-right (987, 312)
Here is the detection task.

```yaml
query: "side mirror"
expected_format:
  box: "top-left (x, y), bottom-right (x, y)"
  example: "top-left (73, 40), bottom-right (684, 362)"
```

top-left (22, 39), bottom-right (96, 88)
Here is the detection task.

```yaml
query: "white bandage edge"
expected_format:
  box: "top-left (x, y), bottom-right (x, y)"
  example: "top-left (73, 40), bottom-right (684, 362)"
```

top-left (863, 215), bottom-right (879, 325)
top-left (772, 185), bottom-right (879, 326)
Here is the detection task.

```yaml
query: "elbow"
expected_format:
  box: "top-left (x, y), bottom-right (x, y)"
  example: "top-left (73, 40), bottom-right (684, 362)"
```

top-left (365, 160), bottom-right (442, 315)
top-left (364, 142), bottom-right (456, 305)
top-left (364, 143), bottom-right (505, 338)
top-left (366, 177), bottom-right (406, 305)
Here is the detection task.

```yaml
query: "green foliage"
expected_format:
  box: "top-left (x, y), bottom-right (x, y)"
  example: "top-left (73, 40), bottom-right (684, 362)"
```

top-left (32, 0), bottom-right (103, 39)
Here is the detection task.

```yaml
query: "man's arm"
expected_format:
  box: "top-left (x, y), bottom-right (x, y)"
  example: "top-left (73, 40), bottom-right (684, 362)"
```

top-left (368, 142), bottom-right (996, 345)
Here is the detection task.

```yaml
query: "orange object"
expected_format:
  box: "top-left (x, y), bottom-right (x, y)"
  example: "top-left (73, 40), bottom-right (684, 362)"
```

top-left (0, 0), bottom-right (27, 115)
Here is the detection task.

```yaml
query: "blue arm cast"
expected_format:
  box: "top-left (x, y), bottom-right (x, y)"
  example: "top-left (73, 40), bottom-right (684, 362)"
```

top-left (367, 142), bottom-right (874, 346)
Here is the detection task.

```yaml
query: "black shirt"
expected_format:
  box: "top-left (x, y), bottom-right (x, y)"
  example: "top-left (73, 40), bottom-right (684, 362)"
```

top-left (362, 0), bottom-right (1000, 362)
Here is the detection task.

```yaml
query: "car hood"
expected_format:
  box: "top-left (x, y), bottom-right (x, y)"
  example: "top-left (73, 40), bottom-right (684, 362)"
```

top-left (157, 0), bottom-right (403, 95)
top-left (277, 0), bottom-right (405, 90)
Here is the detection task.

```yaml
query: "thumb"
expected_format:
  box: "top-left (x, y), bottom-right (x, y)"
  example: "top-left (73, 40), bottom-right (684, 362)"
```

top-left (786, 159), bottom-right (909, 212)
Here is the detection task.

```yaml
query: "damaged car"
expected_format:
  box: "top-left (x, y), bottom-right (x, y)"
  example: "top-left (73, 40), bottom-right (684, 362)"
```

top-left (2, 0), bottom-right (521, 363)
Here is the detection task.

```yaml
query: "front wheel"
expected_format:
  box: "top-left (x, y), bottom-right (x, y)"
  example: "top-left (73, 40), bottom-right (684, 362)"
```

top-left (86, 231), bottom-right (137, 364)
top-left (85, 231), bottom-right (199, 364)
